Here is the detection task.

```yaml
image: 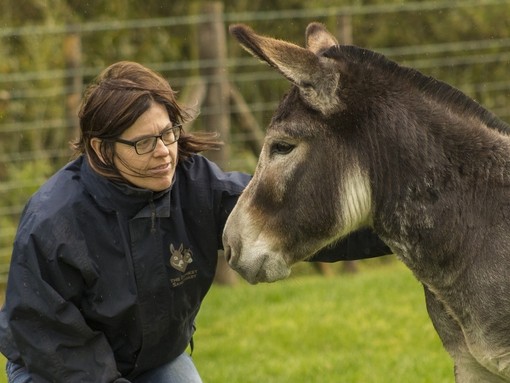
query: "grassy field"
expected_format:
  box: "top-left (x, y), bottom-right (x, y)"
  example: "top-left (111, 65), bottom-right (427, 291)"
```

top-left (0, 259), bottom-right (453, 382)
top-left (193, 259), bottom-right (453, 383)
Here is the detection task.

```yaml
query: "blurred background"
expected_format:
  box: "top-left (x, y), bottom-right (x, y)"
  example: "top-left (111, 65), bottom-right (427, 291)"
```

top-left (2, 0), bottom-right (510, 289)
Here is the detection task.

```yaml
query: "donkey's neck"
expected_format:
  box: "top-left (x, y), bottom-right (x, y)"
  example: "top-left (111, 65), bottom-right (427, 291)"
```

top-left (371, 112), bottom-right (510, 289)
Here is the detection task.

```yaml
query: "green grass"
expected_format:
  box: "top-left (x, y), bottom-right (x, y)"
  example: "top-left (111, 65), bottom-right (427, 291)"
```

top-left (0, 260), bottom-right (453, 382)
top-left (193, 260), bottom-right (453, 383)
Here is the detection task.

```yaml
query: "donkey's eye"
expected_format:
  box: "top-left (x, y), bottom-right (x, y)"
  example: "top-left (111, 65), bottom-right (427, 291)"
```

top-left (270, 142), bottom-right (295, 156)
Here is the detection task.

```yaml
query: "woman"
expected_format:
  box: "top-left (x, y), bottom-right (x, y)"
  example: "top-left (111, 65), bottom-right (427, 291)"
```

top-left (0, 61), bottom-right (390, 382)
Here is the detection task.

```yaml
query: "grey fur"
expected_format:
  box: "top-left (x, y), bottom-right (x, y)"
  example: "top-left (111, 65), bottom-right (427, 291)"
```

top-left (224, 22), bottom-right (510, 382)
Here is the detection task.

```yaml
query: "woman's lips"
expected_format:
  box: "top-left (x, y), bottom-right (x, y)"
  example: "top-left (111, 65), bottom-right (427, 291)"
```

top-left (149, 162), bottom-right (172, 175)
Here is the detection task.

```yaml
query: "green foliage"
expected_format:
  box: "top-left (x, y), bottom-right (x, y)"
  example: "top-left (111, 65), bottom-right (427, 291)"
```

top-left (2, 159), bottom-right (52, 205)
top-left (0, 159), bottom-right (53, 262)
top-left (2, 1), bottom-right (510, 171)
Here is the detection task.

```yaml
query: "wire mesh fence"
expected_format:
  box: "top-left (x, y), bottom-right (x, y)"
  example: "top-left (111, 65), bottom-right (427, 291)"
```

top-left (1, 0), bottom-right (510, 284)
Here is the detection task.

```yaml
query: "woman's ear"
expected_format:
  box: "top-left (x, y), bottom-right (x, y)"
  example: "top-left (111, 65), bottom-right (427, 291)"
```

top-left (90, 138), bottom-right (106, 163)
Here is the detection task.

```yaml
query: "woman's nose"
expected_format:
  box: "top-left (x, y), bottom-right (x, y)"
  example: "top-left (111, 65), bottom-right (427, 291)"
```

top-left (153, 137), bottom-right (171, 155)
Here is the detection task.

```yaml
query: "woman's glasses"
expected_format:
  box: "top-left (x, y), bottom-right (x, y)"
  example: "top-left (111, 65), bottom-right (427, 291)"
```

top-left (114, 124), bottom-right (182, 155)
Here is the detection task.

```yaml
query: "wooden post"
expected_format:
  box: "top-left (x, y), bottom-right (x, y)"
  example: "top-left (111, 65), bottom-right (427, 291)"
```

top-left (229, 86), bottom-right (264, 156)
top-left (198, 2), bottom-right (237, 285)
top-left (198, 2), bottom-right (230, 166)
top-left (337, 14), bottom-right (353, 45)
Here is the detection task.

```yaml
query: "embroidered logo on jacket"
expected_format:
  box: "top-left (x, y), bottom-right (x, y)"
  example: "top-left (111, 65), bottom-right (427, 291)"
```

top-left (169, 243), bottom-right (193, 272)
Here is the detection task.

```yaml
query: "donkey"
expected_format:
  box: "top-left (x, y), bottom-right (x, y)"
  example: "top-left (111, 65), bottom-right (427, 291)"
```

top-left (222, 23), bottom-right (510, 382)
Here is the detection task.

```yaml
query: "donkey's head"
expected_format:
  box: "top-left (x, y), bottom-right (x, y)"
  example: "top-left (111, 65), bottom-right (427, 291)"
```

top-left (223, 23), bottom-right (373, 284)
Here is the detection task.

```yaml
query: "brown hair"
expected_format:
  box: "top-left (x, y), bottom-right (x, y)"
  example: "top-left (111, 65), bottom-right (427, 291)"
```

top-left (73, 61), bottom-right (222, 181)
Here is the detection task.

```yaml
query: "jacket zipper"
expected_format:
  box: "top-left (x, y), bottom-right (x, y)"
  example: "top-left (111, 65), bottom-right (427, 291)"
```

top-left (149, 197), bottom-right (156, 234)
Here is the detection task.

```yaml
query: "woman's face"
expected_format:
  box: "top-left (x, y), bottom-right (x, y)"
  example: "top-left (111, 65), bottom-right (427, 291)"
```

top-left (113, 102), bottom-right (178, 191)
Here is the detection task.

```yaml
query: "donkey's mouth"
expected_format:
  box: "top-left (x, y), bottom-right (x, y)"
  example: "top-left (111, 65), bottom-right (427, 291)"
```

top-left (225, 245), bottom-right (291, 284)
top-left (252, 255), bottom-right (292, 284)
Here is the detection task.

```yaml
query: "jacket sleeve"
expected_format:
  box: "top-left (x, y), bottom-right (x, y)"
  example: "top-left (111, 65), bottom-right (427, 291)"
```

top-left (309, 228), bottom-right (392, 262)
top-left (4, 217), bottom-right (129, 383)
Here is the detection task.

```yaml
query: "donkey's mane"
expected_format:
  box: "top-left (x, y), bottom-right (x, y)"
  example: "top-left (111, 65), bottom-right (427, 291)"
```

top-left (324, 45), bottom-right (510, 135)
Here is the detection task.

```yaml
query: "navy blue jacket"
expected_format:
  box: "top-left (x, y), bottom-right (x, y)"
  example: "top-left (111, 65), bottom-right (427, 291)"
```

top-left (0, 154), bottom-right (390, 382)
top-left (0, 154), bottom-right (250, 382)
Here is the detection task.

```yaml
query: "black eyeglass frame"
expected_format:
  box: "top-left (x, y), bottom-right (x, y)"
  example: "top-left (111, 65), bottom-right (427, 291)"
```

top-left (113, 124), bottom-right (182, 155)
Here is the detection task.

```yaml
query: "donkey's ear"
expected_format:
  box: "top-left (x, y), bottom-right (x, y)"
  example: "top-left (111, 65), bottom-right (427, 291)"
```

top-left (306, 22), bottom-right (338, 55)
top-left (229, 24), bottom-right (342, 115)
top-left (229, 24), bottom-right (318, 84)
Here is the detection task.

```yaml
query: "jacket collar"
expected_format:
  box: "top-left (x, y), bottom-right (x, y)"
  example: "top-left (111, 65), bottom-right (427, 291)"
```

top-left (80, 156), bottom-right (171, 218)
